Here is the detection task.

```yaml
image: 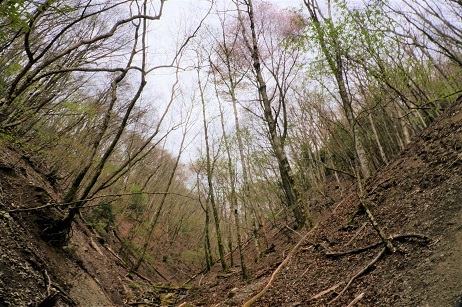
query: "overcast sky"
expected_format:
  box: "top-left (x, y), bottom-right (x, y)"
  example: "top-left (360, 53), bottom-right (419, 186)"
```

top-left (143, 0), bottom-right (306, 158)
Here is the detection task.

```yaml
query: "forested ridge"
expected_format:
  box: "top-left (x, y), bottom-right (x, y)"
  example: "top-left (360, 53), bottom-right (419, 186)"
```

top-left (0, 0), bottom-right (460, 306)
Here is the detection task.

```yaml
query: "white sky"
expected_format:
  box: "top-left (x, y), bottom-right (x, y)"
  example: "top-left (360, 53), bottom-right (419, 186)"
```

top-left (142, 0), bottom-right (306, 161)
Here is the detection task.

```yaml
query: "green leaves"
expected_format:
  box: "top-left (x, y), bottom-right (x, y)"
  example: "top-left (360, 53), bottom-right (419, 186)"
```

top-left (0, 0), bottom-right (29, 38)
top-left (89, 202), bottom-right (115, 235)
top-left (128, 184), bottom-right (148, 214)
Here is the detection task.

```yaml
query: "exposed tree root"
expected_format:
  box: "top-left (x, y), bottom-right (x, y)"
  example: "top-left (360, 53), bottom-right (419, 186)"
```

top-left (326, 241), bottom-right (383, 258)
top-left (325, 233), bottom-right (430, 258)
top-left (317, 232), bottom-right (430, 304)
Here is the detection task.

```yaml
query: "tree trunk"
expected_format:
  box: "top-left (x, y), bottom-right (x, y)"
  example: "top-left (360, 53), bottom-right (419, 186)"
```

top-left (217, 95), bottom-right (248, 278)
top-left (198, 70), bottom-right (228, 272)
top-left (369, 113), bottom-right (388, 164)
top-left (305, 0), bottom-right (370, 178)
top-left (238, 0), bottom-right (310, 229)
top-left (230, 78), bottom-right (263, 260)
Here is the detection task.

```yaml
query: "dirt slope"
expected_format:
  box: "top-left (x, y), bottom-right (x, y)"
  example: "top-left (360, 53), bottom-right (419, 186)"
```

top-left (0, 148), bottom-right (147, 306)
top-left (0, 98), bottom-right (460, 306)
top-left (183, 98), bottom-right (462, 306)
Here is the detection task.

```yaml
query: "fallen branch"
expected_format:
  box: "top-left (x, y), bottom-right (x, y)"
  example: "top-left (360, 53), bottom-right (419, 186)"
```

top-left (181, 268), bottom-right (207, 287)
top-left (90, 238), bottom-right (105, 257)
top-left (347, 292), bottom-right (365, 307)
top-left (292, 266), bottom-right (311, 285)
top-left (346, 222), bottom-right (367, 246)
top-left (242, 227), bottom-right (315, 307)
top-left (105, 245), bottom-right (129, 269)
top-left (316, 232), bottom-right (430, 304)
top-left (42, 269), bottom-right (51, 295)
top-left (329, 247), bottom-right (386, 304)
top-left (310, 282), bottom-right (343, 300)
top-left (7, 202), bottom-right (57, 213)
top-left (129, 268), bottom-right (167, 285)
top-left (285, 225), bottom-right (304, 238)
top-left (359, 197), bottom-right (395, 253)
top-left (368, 177), bottom-right (395, 195)
top-left (391, 233), bottom-right (430, 243)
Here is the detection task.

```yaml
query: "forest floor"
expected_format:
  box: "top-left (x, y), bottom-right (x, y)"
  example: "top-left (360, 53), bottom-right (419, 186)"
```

top-left (181, 98), bottom-right (462, 306)
top-left (0, 146), bottom-right (129, 306)
top-left (0, 97), bottom-right (461, 307)
top-left (0, 145), bottom-right (185, 305)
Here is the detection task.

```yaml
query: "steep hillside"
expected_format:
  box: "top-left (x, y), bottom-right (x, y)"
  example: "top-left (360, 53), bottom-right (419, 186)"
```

top-left (181, 98), bottom-right (462, 306)
top-left (0, 99), bottom-right (460, 306)
top-left (0, 147), bottom-right (187, 306)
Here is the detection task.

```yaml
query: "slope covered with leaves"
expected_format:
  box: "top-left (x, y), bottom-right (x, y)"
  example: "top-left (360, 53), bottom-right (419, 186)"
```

top-left (181, 97), bottom-right (462, 306)
top-left (0, 146), bottom-right (194, 306)
top-left (0, 83), bottom-right (460, 307)
top-left (0, 0), bottom-right (461, 306)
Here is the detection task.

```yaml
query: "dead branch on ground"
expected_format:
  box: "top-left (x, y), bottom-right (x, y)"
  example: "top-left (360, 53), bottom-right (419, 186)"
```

top-left (310, 282), bottom-right (343, 300)
top-left (347, 292), bottom-right (365, 307)
top-left (316, 232), bottom-right (430, 304)
top-left (329, 247), bottom-right (386, 304)
top-left (242, 226), bottom-right (316, 307)
top-left (346, 222), bottom-right (367, 246)
top-left (359, 197), bottom-right (396, 253)
top-left (326, 241), bottom-right (383, 258)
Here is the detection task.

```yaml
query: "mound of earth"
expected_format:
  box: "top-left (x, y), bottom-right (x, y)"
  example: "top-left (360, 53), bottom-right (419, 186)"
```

top-left (181, 98), bottom-right (462, 306)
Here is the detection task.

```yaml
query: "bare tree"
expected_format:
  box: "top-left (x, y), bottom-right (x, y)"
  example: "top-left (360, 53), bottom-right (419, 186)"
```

top-left (197, 57), bottom-right (228, 272)
top-left (303, 0), bottom-right (371, 179)
top-left (235, 0), bottom-right (311, 229)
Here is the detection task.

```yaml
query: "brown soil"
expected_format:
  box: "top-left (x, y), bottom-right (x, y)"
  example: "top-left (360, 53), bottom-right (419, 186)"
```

top-left (181, 99), bottom-right (462, 306)
top-left (0, 147), bottom-right (157, 306)
top-left (0, 99), bottom-right (460, 306)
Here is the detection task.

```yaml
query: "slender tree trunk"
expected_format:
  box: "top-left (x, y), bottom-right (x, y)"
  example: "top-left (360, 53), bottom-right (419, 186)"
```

top-left (369, 113), bottom-right (388, 164)
top-left (305, 0), bottom-right (371, 178)
top-left (204, 203), bottom-right (213, 272)
top-left (397, 107), bottom-right (412, 145)
top-left (229, 77), bottom-right (263, 259)
top-left (198, 70), bottom-right (228, 272)
top-left (217, 94), bottom-right (248, 278)
top-left (62, 19), bottom-right (146, 228)
top-left (132, 129), bottom-right (187, 272)
top-left (197, 175), bottom-right (213, 272)
top-left (238, 0), bottom-right (310, 228)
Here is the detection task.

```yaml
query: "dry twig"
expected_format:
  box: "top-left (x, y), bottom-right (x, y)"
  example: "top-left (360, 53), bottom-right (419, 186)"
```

top-left (347, 292), bottom-right (365, 307)
top-left (346, 222), bottom-right (367, 246)
top-left (242, 227), bottom-right (315, 307)
top-left (310, 282), bottom-right (343, 300)
top-left (329, 247), bottom-right (386, 304)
